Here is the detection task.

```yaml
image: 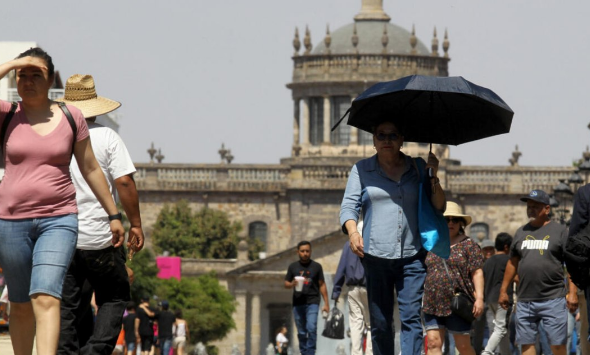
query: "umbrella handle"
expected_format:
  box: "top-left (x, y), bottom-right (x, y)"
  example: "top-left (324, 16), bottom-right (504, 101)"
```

top-left (330, 109), bottom-right (350, 132)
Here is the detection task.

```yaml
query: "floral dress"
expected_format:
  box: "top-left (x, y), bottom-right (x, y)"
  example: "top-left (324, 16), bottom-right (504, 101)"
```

top-left (422, 237), bottom-right (484, 317)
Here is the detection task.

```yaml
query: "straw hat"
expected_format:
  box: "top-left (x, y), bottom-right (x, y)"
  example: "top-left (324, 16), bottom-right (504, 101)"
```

top-left (55, 74), bottom-right (121, 118)
top-left (443, 201), bottom-right (472, 226)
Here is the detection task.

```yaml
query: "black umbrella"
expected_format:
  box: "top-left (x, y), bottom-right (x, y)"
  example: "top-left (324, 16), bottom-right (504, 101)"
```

top-left (331, 75), bottom-right (514, 146)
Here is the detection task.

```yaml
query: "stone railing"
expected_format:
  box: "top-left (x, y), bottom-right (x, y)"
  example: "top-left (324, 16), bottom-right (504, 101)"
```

top-left (134, 164), bottom-right (290, 192)
top-left (446, 166), bottom-right (575, 194)
top-left (291, 53), bottom-right (449, 83)
top-left (134, 162), bottom-right (579, 195)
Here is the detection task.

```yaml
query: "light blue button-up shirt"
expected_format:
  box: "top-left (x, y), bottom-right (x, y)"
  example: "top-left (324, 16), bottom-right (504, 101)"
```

top-left (340, 154), bottom-right (424, 259)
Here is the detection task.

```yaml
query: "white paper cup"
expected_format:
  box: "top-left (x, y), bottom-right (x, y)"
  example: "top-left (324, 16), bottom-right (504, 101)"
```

top-left (294, 276), bottom-right (305, 291)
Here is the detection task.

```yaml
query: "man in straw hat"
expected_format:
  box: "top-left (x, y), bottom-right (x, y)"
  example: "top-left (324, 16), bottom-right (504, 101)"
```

top-left (499, 189), bottom-right (577, 355)
top-left (55, 74), bottom-right (144, 355)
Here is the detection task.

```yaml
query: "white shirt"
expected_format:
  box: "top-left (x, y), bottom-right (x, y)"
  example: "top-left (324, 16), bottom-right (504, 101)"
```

top-left (70, 122), bottom-right (135, 250)
top-left (276, 332), bottom-right (288, 345)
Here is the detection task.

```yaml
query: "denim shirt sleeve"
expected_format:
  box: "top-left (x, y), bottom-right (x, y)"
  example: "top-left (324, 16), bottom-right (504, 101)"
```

top-left (340, 164), bottom-right (362, 234)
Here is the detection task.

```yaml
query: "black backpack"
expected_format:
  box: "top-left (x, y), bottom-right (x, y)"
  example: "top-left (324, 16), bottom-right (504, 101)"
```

top-left (564, 223), bottom-right (590, 289)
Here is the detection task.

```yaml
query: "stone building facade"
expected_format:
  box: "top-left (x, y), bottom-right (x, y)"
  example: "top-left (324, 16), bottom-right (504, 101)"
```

top-left (134, 1), bottom-right (584, 354)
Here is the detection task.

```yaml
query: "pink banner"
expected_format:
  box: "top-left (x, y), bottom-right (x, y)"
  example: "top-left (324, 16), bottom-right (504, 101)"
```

top-left (156, 256), bottom-right (181, 280)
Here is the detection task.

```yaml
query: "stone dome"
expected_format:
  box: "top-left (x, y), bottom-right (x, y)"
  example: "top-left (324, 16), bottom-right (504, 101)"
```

top-left (312, 20), bottom-right (430, 56)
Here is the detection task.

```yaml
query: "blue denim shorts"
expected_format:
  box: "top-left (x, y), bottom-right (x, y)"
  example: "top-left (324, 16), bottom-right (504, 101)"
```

top-left (423, 311), bottom-right (472, 334)
top-left (0, 214), bottom-right (78, 302)
top-left (515, 297), bottom-right (568, 346)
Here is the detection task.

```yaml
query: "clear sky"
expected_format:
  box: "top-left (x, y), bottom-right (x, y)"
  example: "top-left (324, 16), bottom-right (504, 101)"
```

top-left (3, 0), bottom-right (590, 166)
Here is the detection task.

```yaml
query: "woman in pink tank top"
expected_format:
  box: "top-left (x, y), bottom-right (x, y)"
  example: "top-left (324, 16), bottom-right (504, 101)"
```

top-left (0, 47), bottom-right (125, 355)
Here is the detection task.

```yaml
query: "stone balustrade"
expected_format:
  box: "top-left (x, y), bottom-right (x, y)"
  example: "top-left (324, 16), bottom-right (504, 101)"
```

top-left (291, 53), bottom-right (449, 83)
top-left (446, 165), bottom-right (575, 194)
top-left (134, 162), bottom-right (579, 195)
top-left (135, 163), bottom-right (290, 192)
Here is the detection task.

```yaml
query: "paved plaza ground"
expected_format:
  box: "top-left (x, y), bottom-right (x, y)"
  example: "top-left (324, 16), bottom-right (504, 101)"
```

top-left (0, 334), bottom-right (37, 355)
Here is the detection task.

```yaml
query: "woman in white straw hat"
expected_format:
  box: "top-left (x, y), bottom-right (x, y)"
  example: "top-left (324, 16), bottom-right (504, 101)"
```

top-left (0, 48), bottom-right (124, 355)
top-left (422, 201), bottom-right (484, 355)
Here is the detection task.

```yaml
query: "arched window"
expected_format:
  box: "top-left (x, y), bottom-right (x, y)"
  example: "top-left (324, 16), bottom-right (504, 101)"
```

top-left (249, 221), bottom-right (268, 251)
top-left (469, 222), bottom-right (489, 243)
top-left (309, 98), bottom-right (324, 146)
top-left (330, 96), bottom-right (350, 146)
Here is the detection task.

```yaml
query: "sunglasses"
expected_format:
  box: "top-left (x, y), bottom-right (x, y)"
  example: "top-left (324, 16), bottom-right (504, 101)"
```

top-left (375, 133), bottom-right (400, 141)
top-left (445, 217), bottom-right (464, 224)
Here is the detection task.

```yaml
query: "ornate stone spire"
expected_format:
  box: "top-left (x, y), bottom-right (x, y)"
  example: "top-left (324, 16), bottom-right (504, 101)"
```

top-left (303, 26), bottom-right (312, 55)
top-left (509, 145), bottom-right (521, 166)
top-left (155, 148), bottom-right (164, 164)
top-left (410, 24), bottom-right (417, 55)
top-left (147, 142), bottom-right (157, 163)
top-left (324, 24), bottom-right (332, 55)
top-left (431, 27), bottom-right (439, 57)
top-left (218, 143), bottom-right (228, 162)
top-left (354, 0), bottom-right (391, 22)
top-left (352, 23), bottom-right (359, 55)
top-left (293, 27), bottom-right (301, 56)
top-left (381, 24), bottom-right (389, 54)
top-left (442, 28), bottom-right (450, 58)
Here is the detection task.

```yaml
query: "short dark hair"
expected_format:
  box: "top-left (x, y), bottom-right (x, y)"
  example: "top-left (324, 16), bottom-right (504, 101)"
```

top-left (371, 121), bottom-right (404, 136)
top-left (126, 302), bottom-right (136, 311)
top-left (297, 241), bottom-right (311, 250)
top-left (16, 47), bottom-right (54, 77)
top-left (495, 232), bottom-right (513, 251)
top-left (174, 310), bottom-right (183, 318)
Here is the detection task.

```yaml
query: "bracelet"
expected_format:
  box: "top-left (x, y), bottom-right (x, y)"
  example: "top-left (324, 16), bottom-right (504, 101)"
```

top-left (350, 231), bottom-right (360, 238)
top-left (431, 177), bottom-right (440, 186)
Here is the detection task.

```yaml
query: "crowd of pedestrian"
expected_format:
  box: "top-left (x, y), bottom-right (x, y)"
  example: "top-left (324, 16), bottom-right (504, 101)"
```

top-left (1, 45), bottom-right (590, 355)
top-left (331, 120), bottom-right (587, 355)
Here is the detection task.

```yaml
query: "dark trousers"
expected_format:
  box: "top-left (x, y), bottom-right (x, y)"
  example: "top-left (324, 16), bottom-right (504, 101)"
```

top-left (58, 246), bottom-right (130, 355)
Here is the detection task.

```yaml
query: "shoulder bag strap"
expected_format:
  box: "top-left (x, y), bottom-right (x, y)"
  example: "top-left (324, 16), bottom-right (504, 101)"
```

top-left (1, 102), bottom-right (19, 164)
top-left (442, 259), bottom-right (459, 294)
top-left (57, 102), bottom-right (78, 158)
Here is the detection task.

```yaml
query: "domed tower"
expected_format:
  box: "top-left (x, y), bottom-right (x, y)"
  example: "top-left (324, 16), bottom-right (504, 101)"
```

top-left (286, 0), bottom-right (451, 161)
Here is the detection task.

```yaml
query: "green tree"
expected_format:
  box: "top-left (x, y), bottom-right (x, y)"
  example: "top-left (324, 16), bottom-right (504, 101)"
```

top-left (152, 200), bottom-right (248, 259)
top-left (155, 272), bottom-right (236, 346)
top-left (127, 248), bottom-right (161, 304)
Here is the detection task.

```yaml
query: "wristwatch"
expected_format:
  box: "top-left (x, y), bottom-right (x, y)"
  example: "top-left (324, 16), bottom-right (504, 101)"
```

top-left (108, 212), bottom-right (123, 221)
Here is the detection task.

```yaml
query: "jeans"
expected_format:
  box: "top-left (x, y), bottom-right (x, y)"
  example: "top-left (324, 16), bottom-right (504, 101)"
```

top-left (58, 246), bottom-right (130, 355)
top-left (482, 303), bottom-right (511, 355)
top-left (159, 337), bottom-right (172, 355)
top-left (363, 252), bottom-right (426, 355)
top-left (0, 214), bottom-right (78, 302)
top-left (293, 303), bottom-right (319, 355)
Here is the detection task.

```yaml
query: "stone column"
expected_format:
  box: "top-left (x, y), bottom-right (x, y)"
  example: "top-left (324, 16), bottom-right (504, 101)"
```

top-left (349, 96), bottom-right (359, 145)
top-left (233, 290), bottom-right (248, 353)
top-left (350, 127), bottom-right (359, 145)
top-left (301, 98), bottom-right (310, 146)
top-left (323, 96), bottom-right (331, 145)
top-left (293, 99), bottom-right (300, 147)
top-left (250, 291), bottom-right (262, 355)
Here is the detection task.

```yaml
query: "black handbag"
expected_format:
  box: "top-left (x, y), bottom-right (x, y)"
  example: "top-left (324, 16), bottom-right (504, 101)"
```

top-left (321, 306), bottom-right (345, 339)
top-left (443, 260), bottom-right (475, 323)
